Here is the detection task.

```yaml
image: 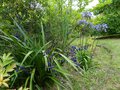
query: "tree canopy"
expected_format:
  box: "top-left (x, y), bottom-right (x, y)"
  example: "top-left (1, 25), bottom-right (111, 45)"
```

top-left (92, 0), bottom-right (120, 34)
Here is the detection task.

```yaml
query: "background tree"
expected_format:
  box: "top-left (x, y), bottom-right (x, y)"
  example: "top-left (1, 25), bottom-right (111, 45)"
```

top-left (92, 0), bottom-right (120, 35)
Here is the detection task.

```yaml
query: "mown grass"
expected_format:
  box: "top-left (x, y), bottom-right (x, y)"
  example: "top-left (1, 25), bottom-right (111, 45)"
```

top-left (71, 39), bottom-right (120, 90)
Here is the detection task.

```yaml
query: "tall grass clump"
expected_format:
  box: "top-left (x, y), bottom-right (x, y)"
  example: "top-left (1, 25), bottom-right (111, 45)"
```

top-left (0, 20), bottom-right (79, 89)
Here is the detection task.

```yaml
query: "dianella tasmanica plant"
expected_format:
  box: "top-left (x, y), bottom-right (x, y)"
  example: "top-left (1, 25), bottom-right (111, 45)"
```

top-left (0, 19), bottom-right (78, 90)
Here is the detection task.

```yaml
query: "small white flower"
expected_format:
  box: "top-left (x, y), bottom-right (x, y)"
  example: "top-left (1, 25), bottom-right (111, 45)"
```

top-left (30, 1), bottom-right (44, 10)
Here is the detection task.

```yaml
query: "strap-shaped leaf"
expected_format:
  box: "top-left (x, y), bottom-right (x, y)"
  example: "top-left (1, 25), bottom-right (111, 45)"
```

top-left (20, 51), bottom-right (33, 66)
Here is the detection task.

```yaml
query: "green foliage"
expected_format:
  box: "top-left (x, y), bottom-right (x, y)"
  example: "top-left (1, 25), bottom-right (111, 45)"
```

top-left (92, 0), bottom-right (112, 14)
top-left (76, 37), bottom-right (95, 70)
top-left (63, 39), bottom-right (120, 90)
top-left (76, 48), bottom-right (93, 70)
top-left (0, 0), bottom-right (92, 49)
top-left (0, 20), bottom-right (79, 89)
top-left (0, 0), bottom-right (95, 89)
top-left (69, 37), bottom-right (96, 72)
top-left (92, 0), bottom-right (120, 34)
top-left (0, 0), bottom-right (45, 34)
top-left (0, 53), bottom-right (16, 88)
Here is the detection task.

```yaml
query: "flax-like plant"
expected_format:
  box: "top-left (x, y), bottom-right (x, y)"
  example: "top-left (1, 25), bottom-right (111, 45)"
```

top-left (0, 19), bottom-right (78, 90)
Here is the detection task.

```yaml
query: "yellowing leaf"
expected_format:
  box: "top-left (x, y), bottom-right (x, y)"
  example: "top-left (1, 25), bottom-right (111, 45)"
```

top-left (0, 74), bottom-right (9, 87)
top-left (6, 63), bottom-right (16, 72)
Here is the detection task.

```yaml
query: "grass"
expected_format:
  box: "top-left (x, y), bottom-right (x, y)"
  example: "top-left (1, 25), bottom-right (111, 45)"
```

top-left (71, 39), bottom-right (120, 90)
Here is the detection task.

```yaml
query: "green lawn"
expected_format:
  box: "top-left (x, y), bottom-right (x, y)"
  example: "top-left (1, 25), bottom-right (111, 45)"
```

top-left (72, 39), bottom-right (120, 90)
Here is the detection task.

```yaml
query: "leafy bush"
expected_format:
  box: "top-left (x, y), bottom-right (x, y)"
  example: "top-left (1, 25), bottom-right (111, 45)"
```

top-left (92, 0), bottom-right (120, 35)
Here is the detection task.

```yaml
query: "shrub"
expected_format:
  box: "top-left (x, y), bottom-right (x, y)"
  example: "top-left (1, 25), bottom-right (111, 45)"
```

top-left (92, 0), bottom-right (120, 35)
